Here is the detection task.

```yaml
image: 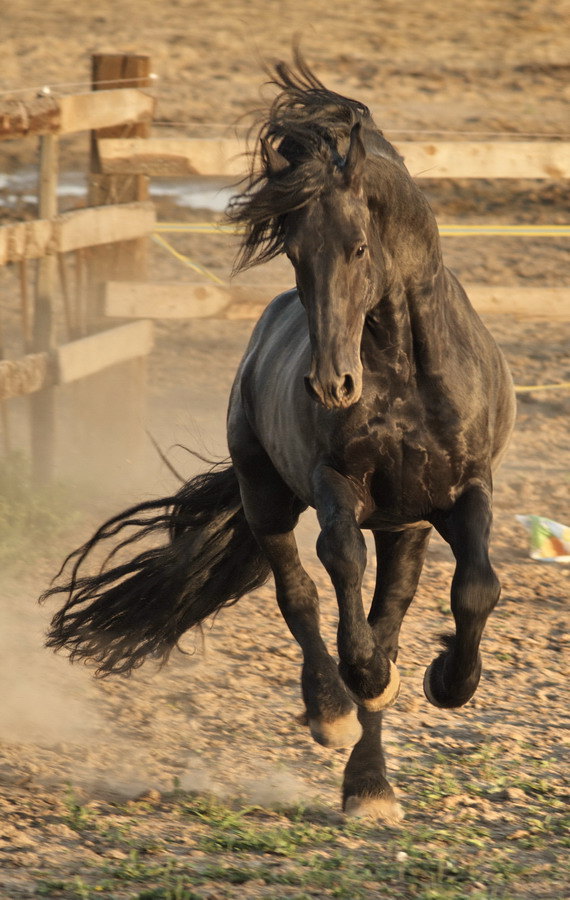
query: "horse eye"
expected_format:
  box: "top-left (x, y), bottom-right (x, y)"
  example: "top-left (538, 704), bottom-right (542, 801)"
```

top-left (355, 244), bottom-right (368, 258)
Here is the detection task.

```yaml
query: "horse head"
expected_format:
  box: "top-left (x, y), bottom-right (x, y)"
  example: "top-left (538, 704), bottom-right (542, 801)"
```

top-left (282, 124), bottom-right (384, 409)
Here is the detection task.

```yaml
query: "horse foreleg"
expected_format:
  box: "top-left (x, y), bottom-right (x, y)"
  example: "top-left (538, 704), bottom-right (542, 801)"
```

top-left (314, 466), bottom-right (400, 712)
top-left (342, 708), bottom-right (404, 824)
top-left (425, 483), bottom-right (500, 709)
top-left (369, 527), bottom-right (432, 655)
top-left (342, 527), bottom-right (430, 821)
top-left (230, 419), bottom-right (361, 750)
top-left (258, 531), bottom-right (362, 749)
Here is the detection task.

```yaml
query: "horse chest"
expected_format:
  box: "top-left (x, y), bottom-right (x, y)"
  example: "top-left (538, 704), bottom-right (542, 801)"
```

top-left (339, 416), bottom-right (461, 524)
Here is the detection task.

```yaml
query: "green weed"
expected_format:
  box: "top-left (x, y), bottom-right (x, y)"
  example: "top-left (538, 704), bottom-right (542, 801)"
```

top-left (63, 785), bottom-right (93, 831)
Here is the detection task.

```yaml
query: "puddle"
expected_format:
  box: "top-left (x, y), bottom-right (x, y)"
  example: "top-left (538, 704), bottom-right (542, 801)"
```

top-left (0, 170), bottom-right (234, 214)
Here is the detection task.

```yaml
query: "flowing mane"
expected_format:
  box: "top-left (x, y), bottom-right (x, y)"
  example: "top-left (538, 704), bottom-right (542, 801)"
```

top-left (228, 54), bottom-right (405, 273)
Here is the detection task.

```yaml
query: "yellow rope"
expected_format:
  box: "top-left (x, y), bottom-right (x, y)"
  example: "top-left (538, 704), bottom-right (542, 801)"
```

top-left (514, 382), bottom-right (570, 393)
top-left (152, 233), bottom-right (226, 285)
top-left (154, 222), bottom-right (570, 238)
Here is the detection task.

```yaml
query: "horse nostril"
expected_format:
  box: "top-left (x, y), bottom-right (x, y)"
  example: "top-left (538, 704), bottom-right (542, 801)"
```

top-left (341, 374), bottom-right (355, 398)
top-left (304, 375), bottom-right (320, 403)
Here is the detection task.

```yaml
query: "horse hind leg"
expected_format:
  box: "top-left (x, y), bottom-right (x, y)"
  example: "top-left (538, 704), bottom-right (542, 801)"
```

top-left (230, 426), bottom-right (361, 750)
top-left (424, 484), bottom-right (500, 709)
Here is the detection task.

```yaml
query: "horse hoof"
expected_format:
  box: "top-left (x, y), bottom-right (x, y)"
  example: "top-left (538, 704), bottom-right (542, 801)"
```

top-left (360, 660), bottom-right (401, 711)
top-left (308, 709), bottom-right (363, 749)
top-left (423, 662), bottom-right (447, 709)
top-left (423, 655), bottom-right (481, 709)
top-left (343, 792), bottom-right (404, 825)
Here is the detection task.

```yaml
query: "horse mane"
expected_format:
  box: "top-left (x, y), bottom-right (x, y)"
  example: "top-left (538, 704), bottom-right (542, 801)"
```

top-left (228, 53), bottom-right (403, 273)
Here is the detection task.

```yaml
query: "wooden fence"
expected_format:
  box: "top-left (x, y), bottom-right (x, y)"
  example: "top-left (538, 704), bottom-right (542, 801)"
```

top-left (1, 53), bottom-right (568, 482)
top-left (0, 54), bottom-right (156, 483)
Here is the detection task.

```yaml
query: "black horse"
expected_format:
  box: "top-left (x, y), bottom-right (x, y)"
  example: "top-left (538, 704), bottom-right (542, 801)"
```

top-left (42, 58), bottom-right (516, 823)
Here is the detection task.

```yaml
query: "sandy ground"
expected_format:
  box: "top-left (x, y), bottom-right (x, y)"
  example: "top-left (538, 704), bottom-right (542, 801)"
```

top-left (0, 2), bottom-right (569, 898)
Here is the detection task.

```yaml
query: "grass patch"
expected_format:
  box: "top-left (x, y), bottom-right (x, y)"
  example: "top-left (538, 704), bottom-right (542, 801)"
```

top-left (31, 780), bottom-right (564, 900)
top-left (29, 758), bottom-right (568, 900)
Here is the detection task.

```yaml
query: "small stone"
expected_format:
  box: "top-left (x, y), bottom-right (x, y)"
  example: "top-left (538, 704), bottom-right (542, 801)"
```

top-left (488, 787), bottom-right (526, 803)
top-left (134, 788), bottom-right (161, 803)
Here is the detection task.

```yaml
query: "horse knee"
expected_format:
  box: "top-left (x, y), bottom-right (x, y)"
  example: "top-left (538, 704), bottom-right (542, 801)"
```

top-left (316, 519), bottom-right (367, 586)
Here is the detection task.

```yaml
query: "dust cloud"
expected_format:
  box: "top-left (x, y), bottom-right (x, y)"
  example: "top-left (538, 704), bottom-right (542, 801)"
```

top-left (0, 600), bottom-right (103, 747)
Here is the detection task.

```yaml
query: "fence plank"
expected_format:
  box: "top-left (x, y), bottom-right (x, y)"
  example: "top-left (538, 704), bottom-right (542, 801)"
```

top-left (104, 281), bottom-right (281, 319)
top-left (98, 138), bottom-right (570, 179)
top-left (59, 89), bottom-right (154, 135)
top-left (463, 284), bottom-right (570, 317)
top-left (0, 95), bottom-right (60, 140)
top-left (396, 141), bottom-right (570, 179)
top-left (57, 321), bottom-right (154, 384)
top-left (56, 201), bottom-right (156, 253)
top-left (105, 281), bottom-right (570, 320)
top-left (0, 323), bottom-right (154, 399)
top-left (0, 220), bottom-right (53, 264)
top-left (99, 137), bottom-right (246, 176)
top-left (0, 90), bottom-right (154, 141)
top-left (0, 203), bottom-right (156, 266)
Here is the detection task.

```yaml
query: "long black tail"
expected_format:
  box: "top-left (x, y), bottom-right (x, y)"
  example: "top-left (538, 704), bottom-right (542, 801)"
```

top-left (40, 464), bottom-right (271, 676)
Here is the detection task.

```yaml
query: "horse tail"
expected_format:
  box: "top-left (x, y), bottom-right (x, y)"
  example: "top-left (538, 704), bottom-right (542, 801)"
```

top-left (40, 463), bottom-right (270, 677)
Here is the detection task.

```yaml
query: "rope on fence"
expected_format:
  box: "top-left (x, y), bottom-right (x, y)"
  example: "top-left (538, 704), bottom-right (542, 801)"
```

top-left (0, 74), bottom-right (159, 98)
top-left (151, 233), bottom-right (226, 285)
top-left (154, 222), bottom-right (570, 238)
top-left (514, 382), bottom-right (570, 393)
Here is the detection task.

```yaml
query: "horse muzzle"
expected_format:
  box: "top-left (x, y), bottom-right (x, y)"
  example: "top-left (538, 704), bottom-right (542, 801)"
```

top-left (304, 368), bottom-right (362, 409)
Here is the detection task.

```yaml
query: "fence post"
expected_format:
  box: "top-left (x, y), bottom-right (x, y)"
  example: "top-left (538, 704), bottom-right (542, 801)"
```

top-left (64, 53), bottom-right (153, 491)
top-left (30, 132), bottom-right (58, 485)
top-left (87, 52), bottom-right (151, 312)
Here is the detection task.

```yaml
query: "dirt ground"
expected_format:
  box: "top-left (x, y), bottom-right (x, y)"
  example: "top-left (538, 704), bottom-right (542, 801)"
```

top-left (1, 2), bottom-right (569, 899)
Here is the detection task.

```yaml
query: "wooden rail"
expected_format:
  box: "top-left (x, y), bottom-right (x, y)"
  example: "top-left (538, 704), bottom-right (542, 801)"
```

top-left (0, 202), bottom-right (156, 265)
top-left (0, 323), bottom-right (154, 401)
top-left (98, 137), bottom-right (570, 179)
top-left (0, 353), bottom-right (52, 401)
top-left (0, 89), bottom-right (154, 140)
top-left (57, 321), bottom-right (154, 384)
top-left (104, 282), bottom-right (570, 321)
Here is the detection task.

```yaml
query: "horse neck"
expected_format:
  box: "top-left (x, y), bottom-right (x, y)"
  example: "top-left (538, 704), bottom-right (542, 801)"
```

top-left (364, 174), bottom-right (452, 378)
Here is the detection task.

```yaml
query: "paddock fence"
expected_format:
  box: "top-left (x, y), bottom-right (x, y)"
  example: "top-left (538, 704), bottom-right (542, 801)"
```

top-left (0, 53), bottom-right (568, 483)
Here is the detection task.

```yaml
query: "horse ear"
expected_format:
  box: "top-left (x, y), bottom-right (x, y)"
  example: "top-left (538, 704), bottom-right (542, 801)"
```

top-left (261, 138), bottom-right (289, 176)
top-left (343, 122), bottom-right (366, 188)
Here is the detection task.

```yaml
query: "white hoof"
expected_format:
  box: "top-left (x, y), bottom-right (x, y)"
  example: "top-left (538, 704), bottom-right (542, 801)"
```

top-left (344, 793), bottom-right (404, 825)
top-left (360, 660), bottom-right (401, 711)
top-left (308, 709), bottom-right (363, 749)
